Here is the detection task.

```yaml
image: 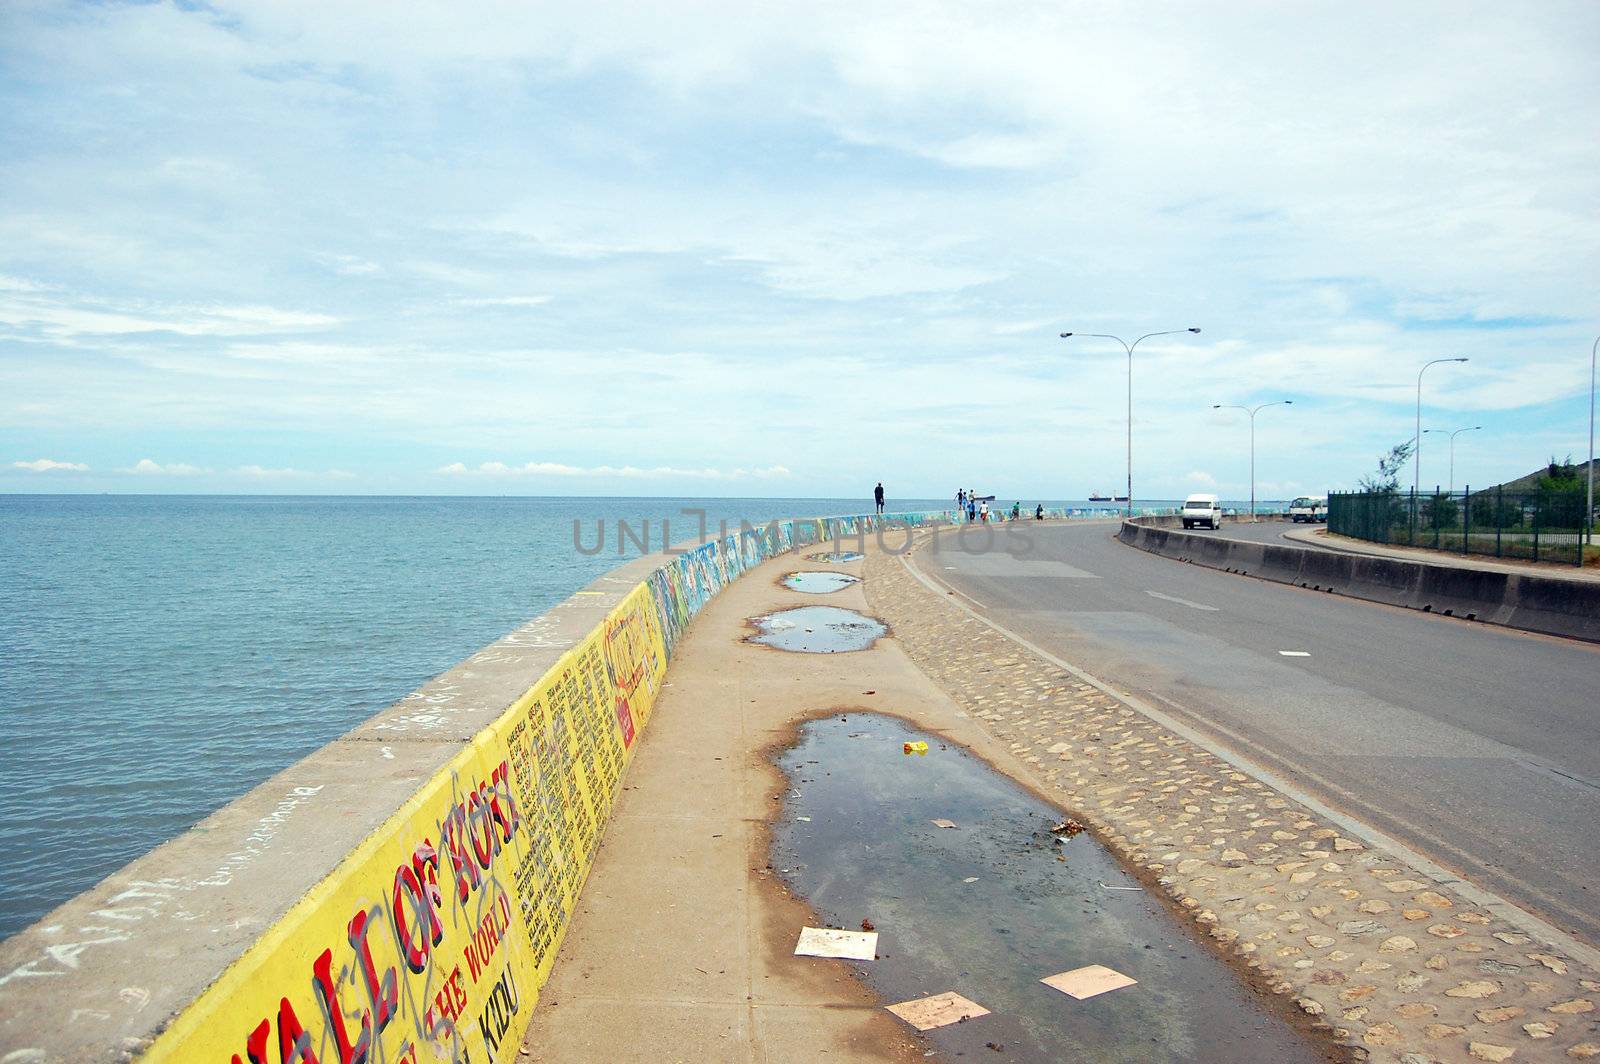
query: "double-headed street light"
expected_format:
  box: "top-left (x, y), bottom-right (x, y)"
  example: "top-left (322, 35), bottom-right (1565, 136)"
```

top-left (1415, 357), bottom-right (1469, 501)
top-left (1212, 400), bottom-right (1293, 519)
top-left (1060, 327), bottom-right (1203, 516)
top-left (1422, 425), bottom-right (1482, 494)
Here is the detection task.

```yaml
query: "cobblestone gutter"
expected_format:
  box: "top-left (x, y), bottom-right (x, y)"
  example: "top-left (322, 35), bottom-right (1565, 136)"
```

top-left (865, 542), bottom-right (1599, 1063)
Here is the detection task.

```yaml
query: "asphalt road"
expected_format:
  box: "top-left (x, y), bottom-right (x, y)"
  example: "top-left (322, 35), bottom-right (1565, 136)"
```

top-left (923, 519), bottom-right (1600, 946)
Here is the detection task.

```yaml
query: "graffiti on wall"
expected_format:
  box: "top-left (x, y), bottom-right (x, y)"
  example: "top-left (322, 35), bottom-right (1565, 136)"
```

top-left (140, 511), bottom-right (955, 1064)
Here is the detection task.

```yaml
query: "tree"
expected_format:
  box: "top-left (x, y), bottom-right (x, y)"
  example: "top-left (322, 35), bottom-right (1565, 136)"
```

top-left (1358, 440), bottom-right (1414, 494)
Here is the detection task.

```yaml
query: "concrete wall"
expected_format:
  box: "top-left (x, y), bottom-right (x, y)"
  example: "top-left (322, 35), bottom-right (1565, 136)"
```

top-left (1119, 516), bottom-right (1600, 643)
top-left (0, 510), bottom-right (954, 1064)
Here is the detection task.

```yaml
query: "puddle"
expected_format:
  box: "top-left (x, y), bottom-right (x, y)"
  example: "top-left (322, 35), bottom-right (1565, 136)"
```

top-left (805, 550), bottom-right (864, 562)
top-left (771, 714), bottom-right (1328, 1064)
top-left (748, 606), bottom-right (887, 653)
top-left (782, 571), bottom-right (862, 594)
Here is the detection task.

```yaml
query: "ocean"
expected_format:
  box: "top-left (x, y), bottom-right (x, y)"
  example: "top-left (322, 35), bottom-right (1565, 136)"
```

top-left (0, 493), bottom-right (1265, 938)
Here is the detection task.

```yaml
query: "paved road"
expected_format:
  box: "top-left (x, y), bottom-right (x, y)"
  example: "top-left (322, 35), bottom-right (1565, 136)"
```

top-left (923, 519), bottom-right (1600, 945)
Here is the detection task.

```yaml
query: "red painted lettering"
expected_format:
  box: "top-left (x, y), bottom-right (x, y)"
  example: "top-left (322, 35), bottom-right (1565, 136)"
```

top-left (277, 996), bottom-right (322, 1064)
top-left (230, 1017), bottom-right (270, 1064)
top-left (347, 906), bottom-right (397, 1033)
top-left (311, 948), bottom-right (369, 1064)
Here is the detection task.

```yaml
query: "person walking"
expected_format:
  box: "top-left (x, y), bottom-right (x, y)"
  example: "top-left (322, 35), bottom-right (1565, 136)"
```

top-left (874, 482), bottom-right (885, 514)
top-left (1011, 501), bottom-right (1021, 520)
top-left (1035, 503), bottom-right (1044, 520)
top-left (979, 499), bottom-right (989, 522)
top-left (967, 497), bottom-right (976, 523)
top-left (957, 487), bottom-right (965, 509)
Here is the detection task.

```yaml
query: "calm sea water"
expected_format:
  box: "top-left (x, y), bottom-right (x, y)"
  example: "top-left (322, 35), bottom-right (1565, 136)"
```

top-left (0, 493), bottom-right (1270, 938)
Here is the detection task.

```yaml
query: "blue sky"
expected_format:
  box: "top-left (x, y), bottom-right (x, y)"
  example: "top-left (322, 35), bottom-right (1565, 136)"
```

top-left (2, 1), bottom-right (1597, 500)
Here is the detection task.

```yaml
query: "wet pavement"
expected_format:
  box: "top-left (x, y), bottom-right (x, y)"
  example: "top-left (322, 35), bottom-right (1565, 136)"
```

top-left (782, 571), bottom-right (862, 594)
top-left (748, 606), bottom-right (888, 653)
top-left (806, 551), bottom-right (865, 562)
top-left (771, 714), bottom-right (1329, 1064)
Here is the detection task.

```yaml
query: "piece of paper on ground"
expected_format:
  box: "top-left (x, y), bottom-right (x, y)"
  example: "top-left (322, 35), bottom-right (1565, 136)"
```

top-left (794, 926), bottom-right (878, 960)
top-left (1041, 964), bottom-right (1137, 1000)
top-left (931, 818), bottom-right (957, 828)
top-left (886, 991), bottom-right (991, 1031)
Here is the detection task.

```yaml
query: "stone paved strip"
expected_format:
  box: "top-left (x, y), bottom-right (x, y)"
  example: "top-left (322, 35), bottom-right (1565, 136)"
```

top-left (865, 539), bottom-right (1600, 1063)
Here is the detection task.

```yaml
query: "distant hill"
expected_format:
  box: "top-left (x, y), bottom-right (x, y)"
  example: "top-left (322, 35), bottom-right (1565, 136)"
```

top-left (1482, 458), bottom-right (1598, 494)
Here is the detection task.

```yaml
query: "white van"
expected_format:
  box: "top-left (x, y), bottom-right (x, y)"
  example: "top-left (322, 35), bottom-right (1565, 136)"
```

top-left (1181, 494), bottom-right (1223, 530)
top-left (1288, 496), bottom-right (1328, 523)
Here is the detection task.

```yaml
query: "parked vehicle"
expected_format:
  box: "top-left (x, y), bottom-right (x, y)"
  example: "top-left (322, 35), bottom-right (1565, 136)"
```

top-left (1289, 495), bottom-right (1328, 523)
top-left (1181, 493), bottom-right (1224, 530)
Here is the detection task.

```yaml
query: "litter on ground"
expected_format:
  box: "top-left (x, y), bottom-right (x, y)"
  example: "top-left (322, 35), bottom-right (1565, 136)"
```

top-left (1041, 964), bottom-right (1138, 1000)
top-left (885, 991), bottom-right (991, 1031)
top-left (903, 740), bottom-right (929, 755)
top-left (794, 926), bottom-right (878, 960)
top-left (931, 818), bottom-right (957, 828)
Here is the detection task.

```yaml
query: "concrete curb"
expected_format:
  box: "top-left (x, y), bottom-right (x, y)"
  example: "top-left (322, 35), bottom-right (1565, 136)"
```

top-left (1121, 517), bottom-right (1600, 644)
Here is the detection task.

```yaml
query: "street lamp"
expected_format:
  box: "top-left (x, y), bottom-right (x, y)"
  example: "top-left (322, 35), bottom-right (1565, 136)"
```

top-left (1422, 425), bottom-right (1482, 494)
top-left (1212, 400), bottom-right (1293, 519)
top-left (1061, 327), bottom-right (1203, 516)
top-left (1588, 335), bottom-right (1597, 546)
top-left (1414, 357), bottom-right (1469, 501)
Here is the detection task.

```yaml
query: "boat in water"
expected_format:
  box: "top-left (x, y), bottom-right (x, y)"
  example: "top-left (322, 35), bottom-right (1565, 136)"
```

top-left (1088, 492), bottom-right (1129, 502)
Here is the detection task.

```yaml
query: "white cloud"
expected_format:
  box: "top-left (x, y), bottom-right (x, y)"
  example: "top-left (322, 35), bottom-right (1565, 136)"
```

top-left (1184, 471), bottom-right (1218, 488)
top-left (125, 458), bottom-right (209, 475)
top-left (10, 458), bottom-right (88, 472)
top-left (451, 296), bottom-right (550, 308)
top-left (441, 461), bottom-right (792, 481)
top-left (235, 465), bottom-right (356, 479)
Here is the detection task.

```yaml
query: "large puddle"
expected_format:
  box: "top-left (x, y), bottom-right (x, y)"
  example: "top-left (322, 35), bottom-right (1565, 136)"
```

top-left (782, 571), bottom-right (862, 594)
top-left (748, 606), bottom-right (887, 653)
top-left (805, 550), bottom-right (864, 563)
top-left (771, 714), bottom-right (1327, 1064)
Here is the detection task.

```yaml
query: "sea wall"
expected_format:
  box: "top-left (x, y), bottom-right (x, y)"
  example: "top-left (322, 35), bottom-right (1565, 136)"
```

top-left (0, 510), bottom-right (952, 1064)
top-left (1119, 515), bottom-right (1600, 643)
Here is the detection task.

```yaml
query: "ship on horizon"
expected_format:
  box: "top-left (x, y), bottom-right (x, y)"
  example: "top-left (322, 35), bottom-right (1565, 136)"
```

top-left (1088, 492), bottom-right (1130, 502)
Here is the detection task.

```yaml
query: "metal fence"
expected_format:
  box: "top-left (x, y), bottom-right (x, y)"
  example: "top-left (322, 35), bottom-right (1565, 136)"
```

top-left (1328, 488), bottom-right (1595, 566)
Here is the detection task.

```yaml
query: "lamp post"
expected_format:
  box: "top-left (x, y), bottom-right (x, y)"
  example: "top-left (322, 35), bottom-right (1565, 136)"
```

top-left (1588, 335), bottom-right (1596, 547)
top-left (1414, 356), bottom-right (1469, 503)
top-left (1422, 426), bottom-right (1482, 494)
top-left (1212, 400), bottom-right (1293, 519)
top-left (1061, 327), bottom-right (1202, 516)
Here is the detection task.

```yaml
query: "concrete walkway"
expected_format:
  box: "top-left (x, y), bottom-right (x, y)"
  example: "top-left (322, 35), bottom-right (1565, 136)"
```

top-left (1283, 527), bottom-right (1600, 584)
top-left (517, 548), bottom-right (1074, 1062)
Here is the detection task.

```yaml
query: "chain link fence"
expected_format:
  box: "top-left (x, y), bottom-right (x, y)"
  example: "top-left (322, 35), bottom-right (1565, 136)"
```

top-left (1328, 488), bottom-right (1595, 566)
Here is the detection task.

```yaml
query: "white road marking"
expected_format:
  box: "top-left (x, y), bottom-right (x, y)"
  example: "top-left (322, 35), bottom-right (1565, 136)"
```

top-left (1145, 590), bottom-right (1218, 611)
top-left (1278, 650), bottom-right (1311, 657)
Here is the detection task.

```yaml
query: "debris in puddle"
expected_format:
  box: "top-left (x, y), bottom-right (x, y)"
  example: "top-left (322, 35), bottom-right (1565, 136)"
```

top-left (931, 818), bottom-right (957, 829)
top-left (795, 816), bottom-right (811, 822)
top-left (1041, 964), bottom-right (1138, 1000)
top-left (885, 991), bottom-right (991, 1031)
top-left (963, 876), bottom-right (980, 883)
top-left (1049, 819), bottom-right (1085, 838)
top-left (903, 741), bottom-right (929, 755)
top-left (985, 1043), bottom-right (1005, 1053)
top-left (794, 926), bottom-right (878, 960)
top-left (860, 918), bottom-right (875, 932)
top-left (1099, 882), bottom-right (1142, 892)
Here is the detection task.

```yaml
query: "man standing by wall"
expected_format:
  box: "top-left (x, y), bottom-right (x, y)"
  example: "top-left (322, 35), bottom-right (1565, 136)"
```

top-left (874, 482), bottom-right (885, 514)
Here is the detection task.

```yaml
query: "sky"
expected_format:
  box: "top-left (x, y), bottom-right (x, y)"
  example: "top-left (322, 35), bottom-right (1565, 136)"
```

top-left (2, 1), bottom-right (1597, 501)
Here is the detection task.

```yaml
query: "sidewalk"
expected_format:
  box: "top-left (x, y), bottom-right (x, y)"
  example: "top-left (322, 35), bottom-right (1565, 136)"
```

top-left (1285, 527), bottom-right (1600, 584)
top-left (516, 550), bottom-right (1071, 1062)
top-left (517, 532), bottom-right (1600, 1063)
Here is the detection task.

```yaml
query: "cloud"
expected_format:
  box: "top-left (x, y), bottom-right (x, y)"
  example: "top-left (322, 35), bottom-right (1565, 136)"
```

top-left (1184, 471), bottom-right (1218, 488)
top-left (10, 458), bottom-right (89, 472)
top-left (451, 296), bottom-right (551, 308)
top-left (441, 461), bottom-right (792, 480)
top-left (124, 458), bottom-right (209, 475)
top-left (235, 465), bottom-right (356, 479)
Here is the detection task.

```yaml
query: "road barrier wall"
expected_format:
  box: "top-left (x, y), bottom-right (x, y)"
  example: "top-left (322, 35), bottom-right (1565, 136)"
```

top-left (1119, 516), bottom-right (1600, 642)
top-left (0, 510), bottom-right (954, 1064)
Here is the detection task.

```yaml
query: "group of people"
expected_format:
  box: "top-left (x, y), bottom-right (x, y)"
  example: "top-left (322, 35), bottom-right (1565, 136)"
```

top-left (870, 483), bottom-right (1045, 522)
top-left (954, 489), bottom-right (1046, 523)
